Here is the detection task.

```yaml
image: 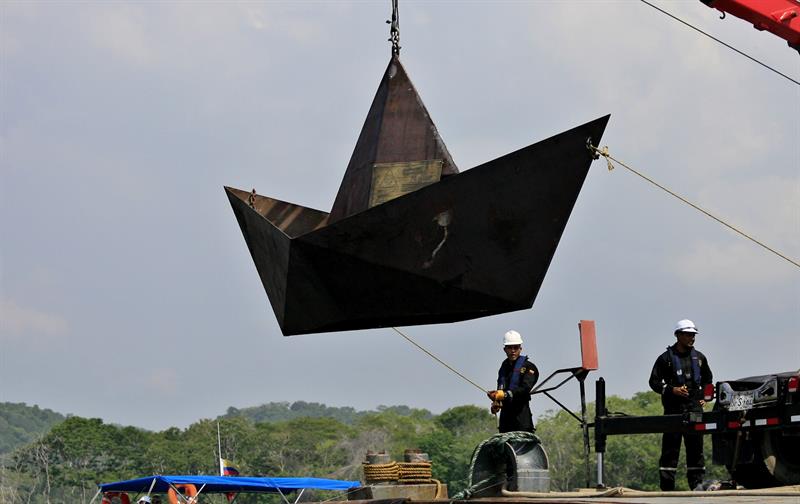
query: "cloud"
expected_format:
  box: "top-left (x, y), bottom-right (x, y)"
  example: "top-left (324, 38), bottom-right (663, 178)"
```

top-left (82, 4), bottom-right (152, 67)
top-left (242, 4), bottom-right (267, 31)
top-left (0, 299), bottom-right (68, 342)
top-left (279, 15), bottom-right (323, 45)
top-left (141, 367), bottom-right (180, 397)
top-left (0, 2), bottom-right (36, 58)
top-left (698, 174), bottom-right (800, 252)
top-left (665, 173), bottom-right (798, 289)
top-left (668, 238), bottom-right (796, 287)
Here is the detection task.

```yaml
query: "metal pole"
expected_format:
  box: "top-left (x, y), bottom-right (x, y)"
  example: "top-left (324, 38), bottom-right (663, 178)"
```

top-left (596, 452), bottom-right (604, 488)
top-left (579, 374), bottom-right (590, 489)
top-left (595, 377), bottom-right (606, 488)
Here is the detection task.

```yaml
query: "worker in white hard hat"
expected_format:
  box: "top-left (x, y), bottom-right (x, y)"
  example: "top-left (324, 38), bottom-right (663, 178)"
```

top-left (487, 330), bottom-right (540, 433)
top-left (648, 319), bottom-right (714, 491)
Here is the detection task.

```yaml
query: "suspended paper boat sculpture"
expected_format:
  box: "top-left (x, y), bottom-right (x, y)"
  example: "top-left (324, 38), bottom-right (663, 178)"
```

top-left (226, 55), bottom-right (609, 335)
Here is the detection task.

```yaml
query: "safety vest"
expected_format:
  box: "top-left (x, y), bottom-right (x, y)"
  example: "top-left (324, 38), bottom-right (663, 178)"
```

top-left (667, 346), bottom-right (701, 386)
top-left (497, 355), bottom-right (527, 390)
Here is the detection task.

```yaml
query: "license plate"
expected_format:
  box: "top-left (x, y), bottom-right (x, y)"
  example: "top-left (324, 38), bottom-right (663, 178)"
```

top-left (729, 392), bottom-right (754, 411)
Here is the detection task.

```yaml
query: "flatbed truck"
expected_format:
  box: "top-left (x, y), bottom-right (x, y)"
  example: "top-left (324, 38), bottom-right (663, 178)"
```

top-left (594, 371), bottom-right (800, 488)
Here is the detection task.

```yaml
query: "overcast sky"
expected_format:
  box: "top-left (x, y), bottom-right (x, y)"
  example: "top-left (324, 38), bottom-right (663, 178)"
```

top-left (1, 1), bottom-right (798, 432)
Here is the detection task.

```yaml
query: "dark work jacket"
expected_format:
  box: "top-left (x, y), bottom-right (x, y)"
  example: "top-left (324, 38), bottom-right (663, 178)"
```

top-left (497, 356), bottom-right (540, 433)
top-left (649, 344), bottom-right (713, 413)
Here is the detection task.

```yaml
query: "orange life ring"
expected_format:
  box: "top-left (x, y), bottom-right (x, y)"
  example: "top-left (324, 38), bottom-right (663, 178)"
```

top-left (102, 492), bottom-right (131, 504)
top-left (167, 484), bottom-right (198, 504)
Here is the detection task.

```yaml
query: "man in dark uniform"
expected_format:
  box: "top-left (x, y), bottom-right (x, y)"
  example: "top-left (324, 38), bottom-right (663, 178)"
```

top-left (649, 319), bottom-right (713, 491)
top-left (488, 330), bottom-right (540, 433)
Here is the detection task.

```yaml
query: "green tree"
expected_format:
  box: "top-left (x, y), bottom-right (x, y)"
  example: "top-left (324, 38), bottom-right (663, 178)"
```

top-left (2, 395), bottom-right (734, 502)
top-left (0, 403), bottom-right (65, 455)
top-left (418, 406), bottom-right (496, 494)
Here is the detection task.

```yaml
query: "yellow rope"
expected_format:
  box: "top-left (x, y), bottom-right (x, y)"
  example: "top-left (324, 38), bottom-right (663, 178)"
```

top-left (363, 460), bottom-right (437, 485)
top-left (398, 461), bottom-right (433, 480)
top-left (588, 143), bottom-right (800, 269)
top-left (362, 461), bottom-right (399, 483)
top-left (390, 327), bottom-right (489, 393)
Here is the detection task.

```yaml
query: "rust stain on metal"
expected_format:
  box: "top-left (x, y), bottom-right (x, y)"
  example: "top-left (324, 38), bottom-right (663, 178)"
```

top-left (369, 160), bottom-right (443, 208)
top-left (329, 55), bottom-right (458, 223)
top-left (423, 210), bottom-right (452, 269)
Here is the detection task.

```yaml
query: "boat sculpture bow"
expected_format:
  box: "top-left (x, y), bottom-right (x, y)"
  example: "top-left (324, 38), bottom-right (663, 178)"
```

top-left (226, 55), bottom-right (609, 335)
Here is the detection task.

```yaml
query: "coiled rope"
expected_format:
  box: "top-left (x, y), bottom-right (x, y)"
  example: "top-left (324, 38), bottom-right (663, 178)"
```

top-left (398, 462), bottom-right (433, 483)
top-left (362, 460), bottom-right (442, 495)
top-left (454, 431), bottom-right (544, 500)
top-left (362, 461), bottom-right (399, 483)
top-left (587, 141), bottom-right (799, 269)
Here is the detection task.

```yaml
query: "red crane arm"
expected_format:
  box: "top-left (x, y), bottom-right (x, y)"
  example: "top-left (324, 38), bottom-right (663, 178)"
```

top-left (701, 0), bottom-right (800, 52)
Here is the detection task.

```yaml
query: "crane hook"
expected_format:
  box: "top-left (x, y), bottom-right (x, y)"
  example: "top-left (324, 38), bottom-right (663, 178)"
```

top-left (387, 0), bottom-right (401, 55)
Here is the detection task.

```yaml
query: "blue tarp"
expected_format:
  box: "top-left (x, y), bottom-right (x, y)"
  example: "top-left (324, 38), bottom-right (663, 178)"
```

top-left (99, 475), bottom-right (360, 494)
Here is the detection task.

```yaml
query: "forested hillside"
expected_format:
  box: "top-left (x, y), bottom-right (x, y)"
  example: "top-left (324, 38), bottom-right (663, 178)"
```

top-left (0, 394), bottom-right (726, 503)
top-left (221, 401), bottom-right (431, 425)
top-left (0, 403), bottom-right (65, 454)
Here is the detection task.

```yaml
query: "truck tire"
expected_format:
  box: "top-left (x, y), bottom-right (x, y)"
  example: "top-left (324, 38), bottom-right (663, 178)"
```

top-left (729, 462), bottom-right (779, 488)
top-left (729, 430), bottom-right (800, 488)
top-left (760, 428), bottom-right (800, 485)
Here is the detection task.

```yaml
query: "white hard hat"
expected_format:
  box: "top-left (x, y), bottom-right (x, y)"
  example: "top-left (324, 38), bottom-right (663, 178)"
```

top-left (674, 319), bottom-right (698, 334)
top-left (503, 330), bottom-right (523, 346)
top-left (138, 497), bottom-right (151, 504)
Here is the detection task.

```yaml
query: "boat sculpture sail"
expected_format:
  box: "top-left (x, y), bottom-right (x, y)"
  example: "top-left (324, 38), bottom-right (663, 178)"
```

top-left (226, 55), bottom-right (609, 335)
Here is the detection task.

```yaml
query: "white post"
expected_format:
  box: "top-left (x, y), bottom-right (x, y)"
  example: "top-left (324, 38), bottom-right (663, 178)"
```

top-left (87, 488), bottom-right (102, 504)
top-left (147, 477), bottom-right (157, 496)
top-left (275, 487), bottom-right (293, 504)
top-left (190, 483), bottom-right (207, 503)
top-left (217, 421), bottom-right (224, 476)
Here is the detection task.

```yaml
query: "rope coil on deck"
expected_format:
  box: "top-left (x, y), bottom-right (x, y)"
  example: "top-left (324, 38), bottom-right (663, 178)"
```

top-left (362, 461), bottom-right (399, 483)
top-left (397, 461), bottom-right (433, 483)
top-left (362, 460), bottom-right (437, 485)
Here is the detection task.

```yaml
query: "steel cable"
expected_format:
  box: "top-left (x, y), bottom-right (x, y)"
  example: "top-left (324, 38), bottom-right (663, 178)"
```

top-left (639, 0), bottom-right (799, 86)
top-left (588, 143), bottom-right (800, 269)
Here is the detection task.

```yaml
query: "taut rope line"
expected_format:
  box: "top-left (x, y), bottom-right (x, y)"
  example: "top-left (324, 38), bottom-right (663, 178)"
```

top-left (587, 142), bottom-right (799, 269)
top-left (390, 326), bottom-right (488, 393)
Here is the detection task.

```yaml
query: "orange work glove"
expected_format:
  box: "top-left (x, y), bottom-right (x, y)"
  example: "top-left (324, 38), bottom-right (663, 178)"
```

top-left (488, 390), bottom-right (506, 401)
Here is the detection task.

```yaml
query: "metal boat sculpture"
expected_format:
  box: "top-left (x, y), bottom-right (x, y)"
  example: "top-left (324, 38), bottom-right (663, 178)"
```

top-left (226, 55), bottom-right (609, 335)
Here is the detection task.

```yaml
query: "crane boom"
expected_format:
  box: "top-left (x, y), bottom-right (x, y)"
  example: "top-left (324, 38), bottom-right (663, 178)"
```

top-left (700, 0), bottom-right (800, 52)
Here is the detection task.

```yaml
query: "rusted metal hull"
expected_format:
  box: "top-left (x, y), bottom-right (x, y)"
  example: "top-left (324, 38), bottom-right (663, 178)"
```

top-left (330, 56), bottom-right (459, 222)
top-left (226, 114), bottom-right (609, 335)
